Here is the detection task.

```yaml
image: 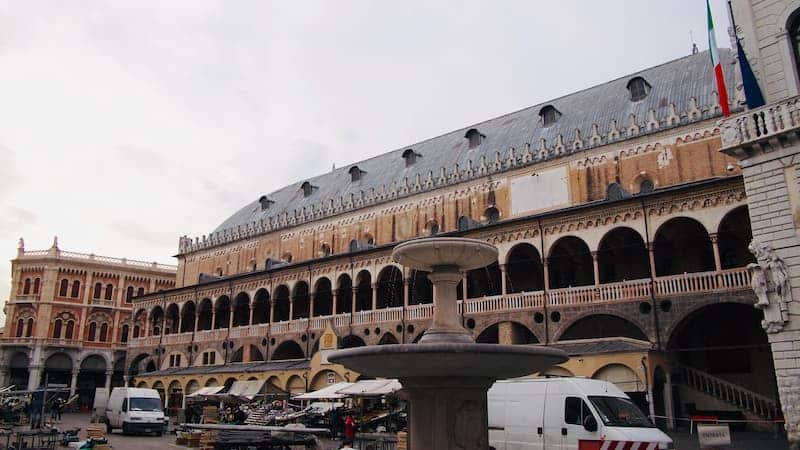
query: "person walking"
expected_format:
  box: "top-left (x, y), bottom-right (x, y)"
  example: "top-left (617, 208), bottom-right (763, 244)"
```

top-left (29, 390), bottom-right (44, 429)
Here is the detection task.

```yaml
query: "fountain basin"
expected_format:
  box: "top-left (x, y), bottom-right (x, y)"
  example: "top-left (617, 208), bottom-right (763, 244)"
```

top-left (328, 343), bottom-right (567, 379)
top-left (392, 237), bottom-right (498, 272)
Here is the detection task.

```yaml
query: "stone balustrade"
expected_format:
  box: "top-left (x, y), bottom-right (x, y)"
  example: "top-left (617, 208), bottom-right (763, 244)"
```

top-left (721, 95), bottom-right (800, 153)
top-left (121, 267), bottom-right (751, 350)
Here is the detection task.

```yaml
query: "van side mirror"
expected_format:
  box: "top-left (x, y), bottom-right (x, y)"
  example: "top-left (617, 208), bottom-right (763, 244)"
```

top-left (582, 414), bottom-right (598, 432)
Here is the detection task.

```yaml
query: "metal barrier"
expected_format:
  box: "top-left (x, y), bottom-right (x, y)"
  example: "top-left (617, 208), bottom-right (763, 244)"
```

top-left (353, 433), bottom-right (398, 450)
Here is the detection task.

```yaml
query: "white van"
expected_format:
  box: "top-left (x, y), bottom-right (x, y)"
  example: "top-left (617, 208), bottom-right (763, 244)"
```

top-left (104, 387), bottom-right (167, 436)
top-left (488, 378), bottom-right (672, 449)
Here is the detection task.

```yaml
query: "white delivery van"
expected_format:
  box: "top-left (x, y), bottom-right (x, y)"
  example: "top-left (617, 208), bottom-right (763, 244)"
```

top-left (488, 378), bottom-right (672, 449)
top-left (104, 387), bottom-right (167, 436)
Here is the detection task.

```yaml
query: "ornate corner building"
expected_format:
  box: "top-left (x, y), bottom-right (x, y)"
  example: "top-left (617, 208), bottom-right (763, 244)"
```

top-left (0, 238), bottom-right (176, 408)
top-left (124, 47), bottom-right (782, 431)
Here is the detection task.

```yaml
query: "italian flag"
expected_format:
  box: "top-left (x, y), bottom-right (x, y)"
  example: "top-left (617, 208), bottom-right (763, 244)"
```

top-left (707, 0), bottom-right (731, 116)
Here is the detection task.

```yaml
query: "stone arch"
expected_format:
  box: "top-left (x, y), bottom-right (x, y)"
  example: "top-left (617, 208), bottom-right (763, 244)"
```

top-left (128, 353), bottom-right (152, 377)
top-left (197, 298), bottom-right (213, 331)
top-left (150, 305), bottom-right (164, 335)
top-left (252, 288), bottom-right (271, 324)
top-left (340, 334), bottom-right (366, 349)
top-left (165, 303), bottom-right (179, 334)
top-left (232, 292), bottom-right (250, 326)
top-left (180, 301), bottom-right (196, 333)
top-left (378, 332), bottom-right (399, 345)
top-left (286, 375), bottom-right (305, 394)
top-left (310, 370), bottom-right (343, 390)
top-left (313, 277), bottom-right (333, 317)
top-left (475, 321), bottom-right (538, 344)
top-left (597, 227), bottom-right (651, 283)
top-left (271, 340), bottom-right (304, 361)
top-left (355, 270), bottom-right (372, 311)
top-left (205, 378), bottom-right (219, 387)
top-left (409, 270), bottom-right (433, 305)
top-left (548, 236), bottom-right (594, 288)
top-left (249, 344), bottom-right (264, 362)
top-left (466, 261), bottom-right (502, 298)
top-left (292, 281), bottom-right (310, 319)
top-left (8, 351), bottom-right (29, 388)
top-left (273, 285), bottom-right (291, 322)
top-left (186, 379), bottom-right (200, 396)
top-left (505, 242), bottom-right (545, 293)
top-left (376, 265), bottom-right (403, 309)
top-left (336, 274), bottom-right (353, 314)
top-left (44, 352), bottom-right (75, 386)
top-left (540, 366), bottom-right (574, 377)
top-left (557, 313), bottom-right (648, 342)
top-left (136, 381), bottom-right (148, 388)
top-left (653, 217), bottom-right (714, 276)
top-left (230, 346), bottom-right (244, 363)
top-left (592, 363), bottom-right (644, 392)
top-left (214, 295), bottom-right (231, 329)
top-left (717, 205), bottom-right (755, 269)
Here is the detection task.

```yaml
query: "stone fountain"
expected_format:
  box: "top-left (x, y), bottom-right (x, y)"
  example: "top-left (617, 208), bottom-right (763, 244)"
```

top-left (329, 237), bottom-right (568, 449)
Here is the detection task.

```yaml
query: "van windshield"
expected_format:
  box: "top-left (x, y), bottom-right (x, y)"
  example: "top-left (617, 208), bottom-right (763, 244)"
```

top-left (129, 398), bottom-right (162, 412)
top-left (587, 396), bottom-right (654, 428)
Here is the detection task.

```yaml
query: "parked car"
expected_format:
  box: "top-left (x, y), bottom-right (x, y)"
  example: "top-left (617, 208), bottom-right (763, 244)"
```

top-left (104, 387), bottom-right (167, 436)
top-left (488, 377), bottom-right (672, 449)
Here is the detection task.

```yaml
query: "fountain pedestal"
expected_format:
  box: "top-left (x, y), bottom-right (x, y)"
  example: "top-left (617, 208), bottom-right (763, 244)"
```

top-left (329, 238), bottom-right (568, 449)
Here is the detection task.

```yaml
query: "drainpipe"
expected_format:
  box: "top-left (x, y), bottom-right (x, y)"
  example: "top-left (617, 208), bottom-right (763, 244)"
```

top-left (538, 218), bottom-right (549, 345)
top-left (641, 198), bottom-right (662, 351)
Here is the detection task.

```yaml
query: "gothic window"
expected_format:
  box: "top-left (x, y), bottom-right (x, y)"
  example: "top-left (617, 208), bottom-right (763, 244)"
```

top-left (320, 243), bottom-right (331, 257)
top-left (59, 279), bottom-right (69, 297)
top-left (627, 77), bottom-right (651, 101)
top-left (70, 280), bottom-right (81, 298)
top-left (33, 278), bottom-right (40, 294)
top-left (65, 321), bottom-right (74, 339)
top-left (99, 323), bottom-right (109, 342)
top-left (25, 318), bottom-right (33, 337)
top-left (105, 284), bottom-right (114, 300)
top-left (23, 278), bottom-right (31, 295)
top-left (121, 325), bottom-right (129, 343)
top-left (465, 129), bottom-right (484, 148)
top-left (216, 267), bottom-right (223, 277)
top-left (457, 216), bottom-right (472, 231)
top-left (402, 149), bottom-right (420, 167)
top-left (126, 286), bottom-right (134, 303)
top-left (88, 322), bottom-right (97, 341)
top-left (94, 282), bottom-right (102, 299)
top-left (639, 178), bottom-right (654, 194)
top-left (540, 105), bottom-right (561, 126)
top-left (258, 195), bottom-right (274, 211)
top-left (133, 325), bottom-right (140, 339)
top-left (137, 287), bottom-right (145, 297)
top-left (53, 319), bottom-right (62, 339)
top-left (15, 319), bottom-right (23, 337)
top-left (349, 240), bottom-right (359, 252)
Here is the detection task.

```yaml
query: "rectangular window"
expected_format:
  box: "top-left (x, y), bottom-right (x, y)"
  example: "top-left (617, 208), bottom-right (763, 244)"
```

top-left (209, 352), bottom-right (216, 365)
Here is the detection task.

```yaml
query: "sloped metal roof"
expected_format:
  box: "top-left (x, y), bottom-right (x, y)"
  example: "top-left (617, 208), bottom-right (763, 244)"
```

top-left (212, 50), bottom-right (735, 236)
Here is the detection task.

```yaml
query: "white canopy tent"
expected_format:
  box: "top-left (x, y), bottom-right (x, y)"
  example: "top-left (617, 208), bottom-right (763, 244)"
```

top-left (292, 382), bottom-right (352, 400)
top-left (187, 385), bottom-right (225, 400)
top-left (333, 379), bottom-right (402, 397)
top-left (227, 379), bottom-right (268, 401)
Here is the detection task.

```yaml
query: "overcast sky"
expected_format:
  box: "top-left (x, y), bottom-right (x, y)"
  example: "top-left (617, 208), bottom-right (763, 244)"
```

top-left (0, 1), bottom-right (732, 324)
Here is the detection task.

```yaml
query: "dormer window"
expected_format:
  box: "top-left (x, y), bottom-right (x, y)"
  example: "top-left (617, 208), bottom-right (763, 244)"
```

top-left (402, 149), bottom-right (420, 167)
top-left (348, 166), bottom-right (365, 182)
top-left (540, 105), bottom-right (561, 126)
top-left (627, 77), bottom-right (651, 101)
top-left (465, 128), bottom-right (484, 149)
top-left (301, 181), bottom-right (316, 197)
top-left (259, 195), bottom-right (274, 211)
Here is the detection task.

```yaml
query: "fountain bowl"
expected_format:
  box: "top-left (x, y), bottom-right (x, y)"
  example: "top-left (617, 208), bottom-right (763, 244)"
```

top-left (392, 237), bottom-right (498, 272)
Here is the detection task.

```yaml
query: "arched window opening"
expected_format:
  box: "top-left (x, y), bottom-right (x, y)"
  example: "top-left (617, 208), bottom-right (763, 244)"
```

top-left (180, 302), bottom-right (196, 333)
top-left (313, 278), bottom-right (333, 317)
top-left (540, 105), bottom-right (561, 126)
top-left (65, 321), bottom-right (74, 339)
top-left (273, 286), bottom-right (291, 322)
top-left (100, 323), bottom-right (109, 342)
top-left (137, 287), bottom-right (145, 297)
top-left (15, 319), bottom-right (24, 337)
top-left (132, 325), bottom-right (140, 339)
top-left (336, 275), bottom-right (353, 315)
top-left (355, 271), bottom-right (373, 311)
top-left (121, 325), bottom-right (129, 343)
top-left (457, 215), bottom-right (476, 232)
top-left (214, 296), bottom-right (231, 329)
top-left (25, 318), bottom-right (33, 337)
top-left (88, 322), bottom-right (97, 341)
top-left (252, 290), bottom-right (270, 324)
top-left (70, 281), bottom-right (80, 298)
top-left (233, 293), bottom-right (251, 327)
top-left (465, 128), bottom-right (484, 148)
top-left (409, 270), bottom-right (433, 305)
top-left (627, 77), bottom-right (651, 101)
top-left (506, 244), bottom-right (545, 293)
top-left (165, 304), bottom-right (179, 334)
top-left (349, 239), bottom-right (360, 252)
top-left (126, 286), bottom-right (134, 302)
top-left (105, 284), bottom-right (114, 300)
top-left (150, 306), bottom-right (164, 336)
top-left (301, 181), bottom-right (316, 197)
top-left (654, 217), bottom-right (714, 276)
top-left (639, 178), bottom-right (654, 194)
top-left (197, 299), bottom-right (213, 331)
top-left (597, 228), bottom-right (651, 283)
top-left (718, 206), bottom-right (756, 269)
top-left (376, 266), bottom-right (403, 309)
top-left (23, 278), bottom-right (31, 295)
top-left (271, 341), bottom-right (304, 361)
top-left (320, 243), bottom-right (331, 257)
top-left (466, 262), bottom-right (502, 298)
top-left (53, 319), bottom-right (62, 339)
top-left (348, 166), bottom-right (365, 182)
top-left (549, 237), bottom-right (594, 289)
top-left (292, 282), bottom-right (310, 320)
top-left (484, 207), bottom-right (500, 225)
top-left (33, 278), bottom-right (40, 294)
top-left (93, 282), bottom-right (102, 299)
top-left (59, 279), bottom-right (69, 297)
top-left (259, 195), bottom-right (274, 211)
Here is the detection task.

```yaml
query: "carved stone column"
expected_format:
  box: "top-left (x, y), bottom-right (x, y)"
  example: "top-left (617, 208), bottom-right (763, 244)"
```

top-left (309, 293), bottom-right (316, 318)
top-left (709, 233), bottom-right (722, 272)
top-left (70, 367), bottom-right (79, 397)
top-left (371, 283), bottom-right (378, 310)
top-left (499, 264), bottom-right (508, 295)
top-left (591, 251), bottom-right (600, 285)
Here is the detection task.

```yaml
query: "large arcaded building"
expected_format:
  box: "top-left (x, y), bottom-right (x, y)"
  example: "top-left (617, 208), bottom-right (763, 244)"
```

top-left (125, 46), bottom-right (777, 430)
top-left (0, 239), bottom-right (176, 407)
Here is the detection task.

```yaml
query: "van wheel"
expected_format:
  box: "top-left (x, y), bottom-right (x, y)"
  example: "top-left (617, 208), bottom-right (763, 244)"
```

top-left (122, 423), bottom-right (130, 435)
top-left (105, 420), bottom-right (112, 434)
